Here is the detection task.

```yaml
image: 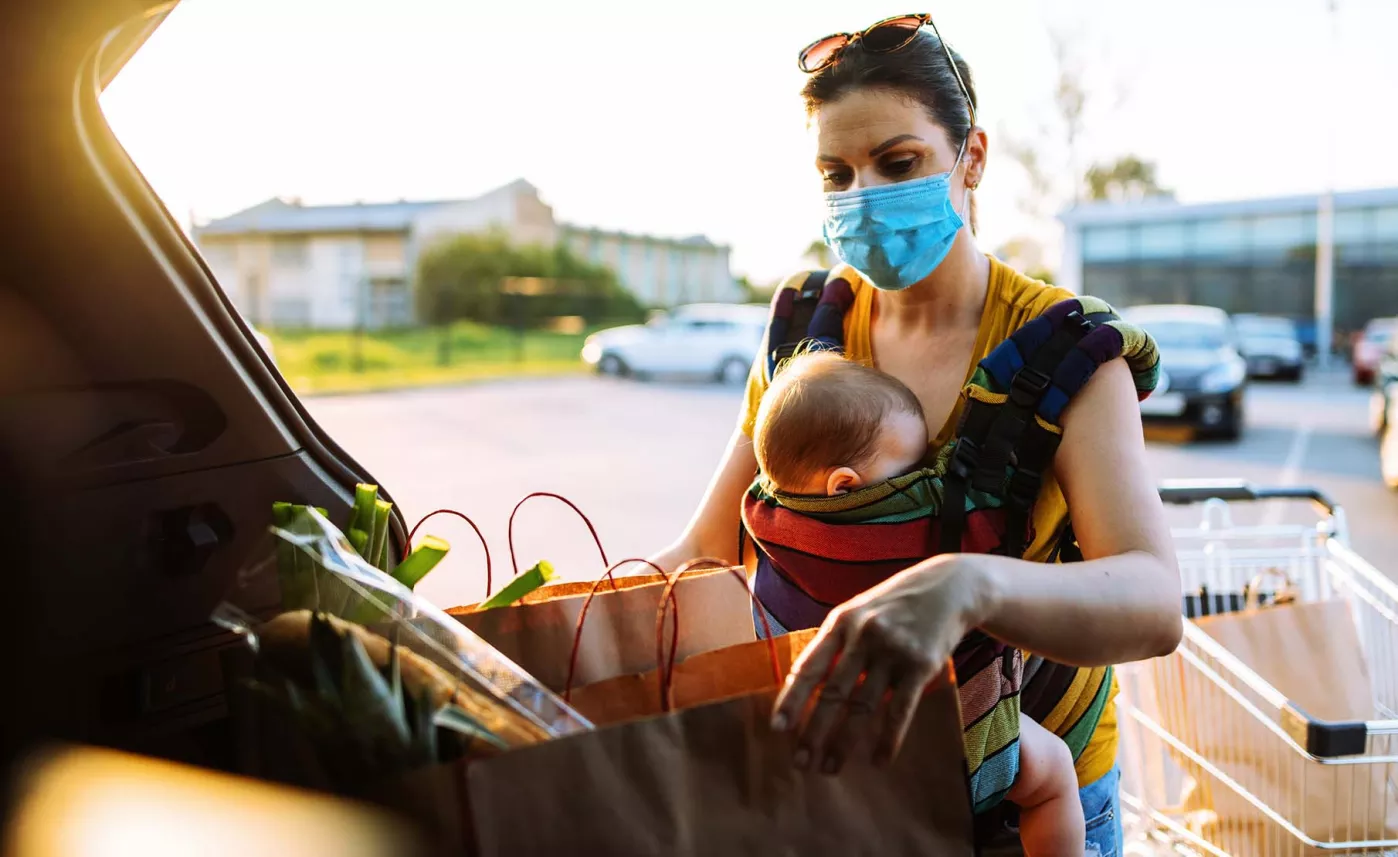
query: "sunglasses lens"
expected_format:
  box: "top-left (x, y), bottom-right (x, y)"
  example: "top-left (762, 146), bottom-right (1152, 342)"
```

top-left (862, 16), bottom-right (923, 53)
top-left (799, 35), bottom-right (847, 72)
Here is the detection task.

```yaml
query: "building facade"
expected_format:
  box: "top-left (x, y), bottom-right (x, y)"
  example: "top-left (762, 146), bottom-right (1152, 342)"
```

top-left (194, 179), bottom-right (738, 329)
top-left (1059, 187), bottom-right (1398, 343)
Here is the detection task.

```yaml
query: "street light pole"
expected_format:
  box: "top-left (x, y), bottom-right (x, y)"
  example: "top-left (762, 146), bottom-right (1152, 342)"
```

top-left (1313, 0), bottom-right (1338, 368)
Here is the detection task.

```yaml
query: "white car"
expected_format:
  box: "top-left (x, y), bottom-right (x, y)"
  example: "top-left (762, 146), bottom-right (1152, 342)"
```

top-left (581, 303), bottom-right (769, 384)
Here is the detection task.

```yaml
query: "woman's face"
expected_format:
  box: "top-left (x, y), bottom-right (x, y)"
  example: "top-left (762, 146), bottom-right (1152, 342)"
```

top-left (811, 87), bottom-right (984, 196)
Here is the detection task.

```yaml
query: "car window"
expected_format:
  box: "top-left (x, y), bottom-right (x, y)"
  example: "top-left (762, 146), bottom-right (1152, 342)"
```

top-left (1140, 320), bottom-right (1229, 350)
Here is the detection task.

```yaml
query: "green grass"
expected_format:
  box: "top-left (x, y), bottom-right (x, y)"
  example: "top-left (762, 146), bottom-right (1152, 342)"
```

top-left (265, 322), bottom-right (591, 395)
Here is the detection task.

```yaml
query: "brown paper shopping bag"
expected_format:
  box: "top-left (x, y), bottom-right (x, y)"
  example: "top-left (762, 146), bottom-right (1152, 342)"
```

top-left (1162, 598), bottom-right (1396, 847)
top-left (460, 568), bottom-right (977, 857)
top-left (447, 565), bottom-right (756, 691)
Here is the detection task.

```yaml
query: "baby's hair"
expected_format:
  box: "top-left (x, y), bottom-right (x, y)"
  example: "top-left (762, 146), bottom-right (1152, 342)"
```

top-left (754, 351), bottom-right (925, 491)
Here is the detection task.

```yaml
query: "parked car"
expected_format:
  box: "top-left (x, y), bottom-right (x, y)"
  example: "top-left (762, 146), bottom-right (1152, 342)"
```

top-left (1230, 314), bottom-right (1302, 380)
top-left (1120, 304), bottom-right (1248, 440)
top-left (581, 303), bottom-right (768, 383)
top-left (1372, 334), bottom-right (1398, 488)
top-left (1231, 313), bottom-right (1304, 381)
top-left (1352, 317), bottom-right (1396, 386)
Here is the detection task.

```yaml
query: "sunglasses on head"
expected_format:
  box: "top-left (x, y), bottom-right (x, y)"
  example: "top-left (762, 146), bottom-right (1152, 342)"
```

top-left (798, 13), bottom-right (975, 123)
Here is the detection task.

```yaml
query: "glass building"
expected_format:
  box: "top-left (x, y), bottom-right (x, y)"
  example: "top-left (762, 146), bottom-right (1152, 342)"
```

top-left (1059, 187), bottom-right (1398, 347)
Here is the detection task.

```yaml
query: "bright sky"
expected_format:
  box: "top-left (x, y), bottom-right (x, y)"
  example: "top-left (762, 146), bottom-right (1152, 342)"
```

top-left (101, 0), bottom-right (1398, 284)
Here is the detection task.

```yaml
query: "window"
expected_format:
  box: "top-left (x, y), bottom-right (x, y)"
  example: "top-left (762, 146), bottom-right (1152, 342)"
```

top-left (272, 237), bottom-right (308, 268)
top-left (270, 297), bottom-right (311, 327)
top-left (1250, 213), bottom-right (1311, 260)
top-left (1136, 221), bottom-right (1187, 260)
top-left (1192, 217), bottom-right (1250, 259)
top-left (1375, 207), bottom-right (1398, 262)
top-left (1082, 226), bottom-right (1134, 262)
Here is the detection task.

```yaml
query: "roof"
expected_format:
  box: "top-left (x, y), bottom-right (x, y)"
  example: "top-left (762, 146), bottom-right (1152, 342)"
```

top-left (1059, 186), bottom-right (1398, 228)
top-left (558, 222), bottom-right (726, 251)
top-left (196, 197), bottom-right (456, 236)
top-left (196, 178), bottom-right (542, 237)
top-left (196, 178), bottom-right (729, 250)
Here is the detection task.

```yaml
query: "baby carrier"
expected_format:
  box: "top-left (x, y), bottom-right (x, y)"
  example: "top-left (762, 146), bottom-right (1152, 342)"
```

top-left (742, 270), bottom-right (1161, 814)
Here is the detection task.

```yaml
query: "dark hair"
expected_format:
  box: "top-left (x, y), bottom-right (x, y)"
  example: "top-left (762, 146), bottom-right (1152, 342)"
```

top-left (753, 351), bottom-right (925, 491)
top-left (801, 30), bottom-right (980, 230)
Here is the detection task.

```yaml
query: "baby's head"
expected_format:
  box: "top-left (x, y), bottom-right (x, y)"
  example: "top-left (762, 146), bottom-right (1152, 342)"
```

top-left (754, 352), bottom-right (928, 496)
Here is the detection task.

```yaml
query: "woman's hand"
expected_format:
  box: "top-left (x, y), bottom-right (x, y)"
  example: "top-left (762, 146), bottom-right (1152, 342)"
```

top-left (770, 554), bottom-right (996, 775)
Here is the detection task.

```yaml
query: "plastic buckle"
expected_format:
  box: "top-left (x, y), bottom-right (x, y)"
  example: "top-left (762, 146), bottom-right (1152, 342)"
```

top-left (1007, 467), bottom-right (1042, 508)
top-left (1065, 310), bottom-right (1093, 336)
top-left (1009, 367), bottom-right (1051, 408)
top-left (949, 438), bottom-right (979, 479)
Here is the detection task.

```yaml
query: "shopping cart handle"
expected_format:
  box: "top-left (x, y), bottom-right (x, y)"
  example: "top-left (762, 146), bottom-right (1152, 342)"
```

top-left (1157, 479), bottom-right (1340, 516)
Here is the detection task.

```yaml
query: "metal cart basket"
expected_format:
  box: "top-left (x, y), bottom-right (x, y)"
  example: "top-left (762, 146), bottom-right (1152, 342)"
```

top-left (1118, 480), bottom-right (1398, 856)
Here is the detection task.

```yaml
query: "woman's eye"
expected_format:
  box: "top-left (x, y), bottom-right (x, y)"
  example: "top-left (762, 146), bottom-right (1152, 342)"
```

top-left (883, 157), bottom-right (918, 176)
top-left (822, 170), bottom-right (852, 188)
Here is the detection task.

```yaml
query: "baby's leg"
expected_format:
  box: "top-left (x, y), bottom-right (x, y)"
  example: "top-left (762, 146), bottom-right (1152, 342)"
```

top-left (1008, 714), bottom-right (1086, 857)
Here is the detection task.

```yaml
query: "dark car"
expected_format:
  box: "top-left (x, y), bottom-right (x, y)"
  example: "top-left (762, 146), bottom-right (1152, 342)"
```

top-left (1121, 305), bottom-right (1248, 440)
top-left (1232, 314), bottom-right (1304, 382)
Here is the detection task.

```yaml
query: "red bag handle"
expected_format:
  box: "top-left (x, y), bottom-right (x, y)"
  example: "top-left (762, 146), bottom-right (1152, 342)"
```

top-left (562, 558), bottom-right (671, 702)
top-left (654, 558), bottom-right (780, 712)
top-left (403, 508), bottom-right (492, 595)
top-left (507, 492), bottom-right (611, 583)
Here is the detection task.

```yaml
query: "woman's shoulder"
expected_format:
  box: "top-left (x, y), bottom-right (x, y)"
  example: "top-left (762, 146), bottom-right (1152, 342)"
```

top-left (987, 256), bottom-right (1076, 321)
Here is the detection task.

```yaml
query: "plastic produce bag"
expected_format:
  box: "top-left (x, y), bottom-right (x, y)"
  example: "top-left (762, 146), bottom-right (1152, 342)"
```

top-left (214, 505), bottom-right (592, 801)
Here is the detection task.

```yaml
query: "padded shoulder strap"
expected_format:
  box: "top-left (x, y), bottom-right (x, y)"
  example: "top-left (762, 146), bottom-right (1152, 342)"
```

top-left (944, 298), bottom-right (1161, 559)
top-left (763, 269), bottom-right (858, 381)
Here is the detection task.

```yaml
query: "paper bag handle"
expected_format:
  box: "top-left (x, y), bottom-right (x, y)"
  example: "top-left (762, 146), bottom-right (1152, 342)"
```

top-left (403, 508), bottom-right (492, 595)
top-left (654, 558), bottom-right (780, 712)
top-left (507, 492), bottom-right (611, 584)
top-left (561, 558), bottom-right (670, 702)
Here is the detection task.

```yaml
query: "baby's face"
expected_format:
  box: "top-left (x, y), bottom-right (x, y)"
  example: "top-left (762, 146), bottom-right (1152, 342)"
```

top-left (821, 410), bottom-right (928, 496)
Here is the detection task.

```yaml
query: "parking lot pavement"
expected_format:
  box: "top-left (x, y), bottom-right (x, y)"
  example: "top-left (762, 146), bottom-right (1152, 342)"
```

top-left (305, 369), bottom-right (1397, 608)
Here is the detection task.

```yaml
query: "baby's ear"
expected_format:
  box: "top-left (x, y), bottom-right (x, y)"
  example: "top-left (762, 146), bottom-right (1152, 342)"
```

top-left (825, 467), bottom-right (863, 496)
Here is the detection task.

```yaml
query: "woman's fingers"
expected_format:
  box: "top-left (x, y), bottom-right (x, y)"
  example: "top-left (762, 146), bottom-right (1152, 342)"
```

top-left (771, 619), bottom-right (844, 733)
top-left (820, 660), bottom-right (893, 775)
top-left (873, 662), bottom-right (945, 766)
top-left (793, 634), bottom-right (870, 772)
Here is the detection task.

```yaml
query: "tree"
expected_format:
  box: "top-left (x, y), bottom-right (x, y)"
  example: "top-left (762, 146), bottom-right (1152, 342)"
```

top-left (1083, 155), bottom-right (1173, 203)
top-left (415, 230), bottom-right (643, 332)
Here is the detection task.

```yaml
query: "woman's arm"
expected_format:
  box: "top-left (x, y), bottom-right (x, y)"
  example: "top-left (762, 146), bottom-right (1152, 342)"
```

top-left (772, 359), bottom-right (1182, 771)
top-left (971, 357), bottom-right (1182, 665)
top-left (647, 428), bottom-right (758, 572)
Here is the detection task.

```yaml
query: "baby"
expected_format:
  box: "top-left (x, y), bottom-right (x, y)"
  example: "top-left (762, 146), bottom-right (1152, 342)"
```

top-left (752, 351), bottom-right (1085, 856)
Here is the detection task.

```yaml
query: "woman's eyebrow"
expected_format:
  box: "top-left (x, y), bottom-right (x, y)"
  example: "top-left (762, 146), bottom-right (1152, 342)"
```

top-left (869, 134), bottom-right (924, 156)
top-left (816, 153), bottom-right (847, 164)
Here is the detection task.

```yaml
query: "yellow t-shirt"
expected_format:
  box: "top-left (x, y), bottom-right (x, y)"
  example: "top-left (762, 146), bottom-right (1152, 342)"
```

top-left (740, 256), bottom-right (1118, 788)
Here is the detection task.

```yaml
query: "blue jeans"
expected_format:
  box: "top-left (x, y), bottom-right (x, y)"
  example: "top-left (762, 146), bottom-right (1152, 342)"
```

top-left (1080, 764), bottom-right (1124, 857)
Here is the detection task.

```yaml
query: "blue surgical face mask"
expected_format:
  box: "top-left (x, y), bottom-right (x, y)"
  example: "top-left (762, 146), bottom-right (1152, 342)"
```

top-left (821, 140), bottom-right (969, 291)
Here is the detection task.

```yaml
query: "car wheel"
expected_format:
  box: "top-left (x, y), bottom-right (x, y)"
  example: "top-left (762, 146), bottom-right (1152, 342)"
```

top-left (597, 353), bottom-right (629, 377)
top-left (1286, 366), bottom-right (1304, 383)
top-left (1217, 404), bottom-right (1244, 442)
top-left (716, 356), bottom-right (749, 386)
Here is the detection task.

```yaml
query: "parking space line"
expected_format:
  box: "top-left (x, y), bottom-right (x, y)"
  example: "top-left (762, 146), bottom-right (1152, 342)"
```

top-left (1260, 422), bottom-right (1314, 527)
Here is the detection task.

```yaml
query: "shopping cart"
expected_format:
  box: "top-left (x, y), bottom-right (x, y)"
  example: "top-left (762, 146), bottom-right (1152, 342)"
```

top-left (1118, 480), bottom-right (1398, 856)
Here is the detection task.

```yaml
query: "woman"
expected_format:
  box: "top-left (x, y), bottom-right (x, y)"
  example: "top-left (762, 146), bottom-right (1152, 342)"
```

top-left (649, 14), bottom-right (1182, 854)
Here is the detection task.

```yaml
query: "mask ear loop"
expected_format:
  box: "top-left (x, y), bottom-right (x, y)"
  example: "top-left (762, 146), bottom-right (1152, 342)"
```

top-left (953, 133), bottom-right (974, 224)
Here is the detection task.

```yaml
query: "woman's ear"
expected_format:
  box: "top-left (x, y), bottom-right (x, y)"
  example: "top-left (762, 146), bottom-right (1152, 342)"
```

top-left (825, 467), bottom-right (864, 496)
top-left (963, 126), bottom-right (989, 191)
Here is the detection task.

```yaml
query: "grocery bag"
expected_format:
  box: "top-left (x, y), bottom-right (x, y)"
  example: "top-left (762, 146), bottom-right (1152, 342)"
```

top-left (460, 568), bottom-right (977, 856)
